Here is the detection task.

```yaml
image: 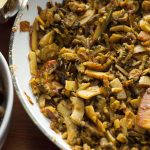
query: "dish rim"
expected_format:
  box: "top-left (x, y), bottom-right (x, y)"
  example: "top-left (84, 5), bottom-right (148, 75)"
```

top-left (9, 7), bottom-right (68, 150)
top-left (0, 52), bottom-right (13, 148)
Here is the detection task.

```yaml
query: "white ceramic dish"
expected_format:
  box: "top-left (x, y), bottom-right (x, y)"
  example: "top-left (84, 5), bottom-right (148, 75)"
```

top-left (0, 52), bottom-right (13, 149)
top-left (9, 0), bottom-right (71, 150)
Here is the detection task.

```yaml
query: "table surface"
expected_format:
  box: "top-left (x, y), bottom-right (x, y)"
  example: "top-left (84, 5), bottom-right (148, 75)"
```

top-left (0, 17), bottom-right (59, 150)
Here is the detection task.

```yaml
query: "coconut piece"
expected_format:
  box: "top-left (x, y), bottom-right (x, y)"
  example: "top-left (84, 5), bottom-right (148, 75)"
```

top-left (139, 76), bottom-right (150, 87)
top-left (77, 86), bottom-right (101, 100)
top-left (137, 88), bottom-right (150, 129)
top-left (110, 78), bottom-right (127, 100)
top-left (138, 31), bottom-right (150, 41)
top-left (134, 45), bottom-right (146, 54)
top-left (65, 80), bottom-right (77, 92)
top-left (85, 105), bottom-right (105, 134)
top-left (70, 97), bottom-right (84, 124)
top-left (78, 83), bottom-right (90, 91)
top-left (57, 101), bottom-right (78, 145)
top-left (79, 10), bottom-right (95, 25)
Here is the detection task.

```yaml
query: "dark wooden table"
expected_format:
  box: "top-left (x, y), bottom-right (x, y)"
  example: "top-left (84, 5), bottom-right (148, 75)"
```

top-left (0, 17), bottom-right (59, 150)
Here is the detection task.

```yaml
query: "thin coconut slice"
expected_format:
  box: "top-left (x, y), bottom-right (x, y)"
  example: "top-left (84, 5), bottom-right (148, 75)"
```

top-left (110, 78), bottom-right (127, 100)
top-left (137, 88), bottom-right (150, 129)
top-left (77, 86), bottom-right (101, 100)
top-left (79, 10), bottom-right (94, 25)
top-left (139, 76), bottom-right (150, 87)
top-left (134, 45), bottom-right (146, 54)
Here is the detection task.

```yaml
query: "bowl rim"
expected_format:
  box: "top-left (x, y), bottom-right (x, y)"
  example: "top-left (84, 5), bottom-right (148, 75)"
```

top-left (9, 5), bottom-right (69, 150)
top-left (0, 52), bottom-right (13, 145)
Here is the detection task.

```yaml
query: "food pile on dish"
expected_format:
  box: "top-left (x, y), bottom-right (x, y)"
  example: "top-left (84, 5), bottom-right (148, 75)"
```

top-left (28, 0), bottom-right (150, 149)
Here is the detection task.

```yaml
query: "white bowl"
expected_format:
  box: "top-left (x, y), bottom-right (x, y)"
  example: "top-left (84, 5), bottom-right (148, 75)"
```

top-left (9, 0), bottom-right (71, 150)
top-left (0, 52), bottom-right (13, 149)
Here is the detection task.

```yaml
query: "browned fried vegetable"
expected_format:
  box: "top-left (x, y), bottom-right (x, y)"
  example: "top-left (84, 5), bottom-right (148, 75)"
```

top-left (20, 21), bottom-right (30, 32)
top-left (31, 20), bottom-right (38, 51)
